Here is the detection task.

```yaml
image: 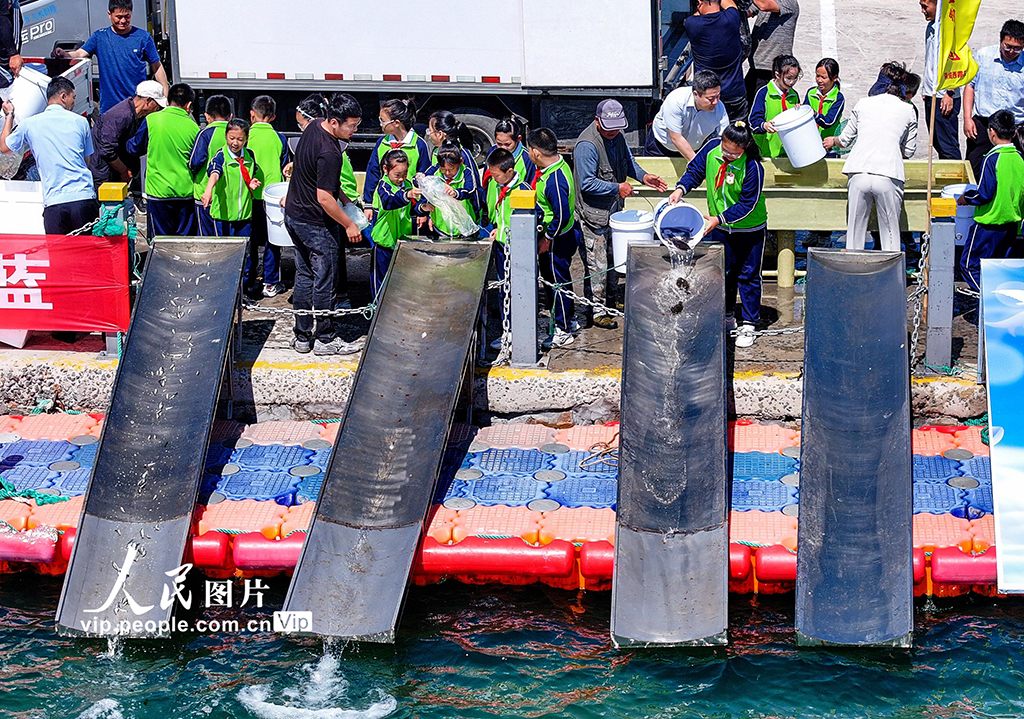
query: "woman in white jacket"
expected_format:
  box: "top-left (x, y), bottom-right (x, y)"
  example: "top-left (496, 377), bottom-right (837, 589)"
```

top-left (824, 82), bottom-right (918, 251)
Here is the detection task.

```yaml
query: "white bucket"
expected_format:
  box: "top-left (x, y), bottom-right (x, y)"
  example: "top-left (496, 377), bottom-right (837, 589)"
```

top-left (3, 66), bottom-right (51, 127)
top-left (262, 181), bottom-right (292, 247)
top-left (941, 183), bottom-right (978, 246)
top-left (654, 199), bottom-right (707, 248)
top-left (610, 209), bottom-right (657, 272)
top-left (772, 105), bottom-right (827, 168)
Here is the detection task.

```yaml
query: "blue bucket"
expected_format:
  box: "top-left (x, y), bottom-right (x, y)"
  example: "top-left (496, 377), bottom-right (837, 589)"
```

top-left (653, 200), bottom-right (706, 246)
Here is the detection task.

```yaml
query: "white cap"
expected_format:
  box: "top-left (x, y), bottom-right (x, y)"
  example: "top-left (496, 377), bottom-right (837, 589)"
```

top-left (135, 80), bottom-right (167, 107)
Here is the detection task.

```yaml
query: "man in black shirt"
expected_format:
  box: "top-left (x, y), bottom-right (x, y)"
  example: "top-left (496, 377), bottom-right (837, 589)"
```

top-left (0, 0), bottom-right (22, 98)
top-left (284, 92), bottom-right (362, 355)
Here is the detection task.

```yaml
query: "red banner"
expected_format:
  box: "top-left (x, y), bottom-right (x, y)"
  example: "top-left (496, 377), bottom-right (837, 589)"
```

top-left (0, 234), bottom-right (130, 332)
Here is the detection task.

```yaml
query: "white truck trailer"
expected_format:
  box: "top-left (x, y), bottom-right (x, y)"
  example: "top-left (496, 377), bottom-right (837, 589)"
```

top-left (18, 0), bottom-right (692, 156)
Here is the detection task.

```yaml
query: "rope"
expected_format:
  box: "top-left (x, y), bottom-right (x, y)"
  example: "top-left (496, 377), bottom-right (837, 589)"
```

top-left (0, 476), bottom-right (69, 505)
top-left (964, 413), bottom-right (990, 445)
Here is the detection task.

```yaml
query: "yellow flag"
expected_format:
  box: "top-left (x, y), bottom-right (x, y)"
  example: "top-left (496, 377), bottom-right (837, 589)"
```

top-left (936, 0), bottom-right (982, 90)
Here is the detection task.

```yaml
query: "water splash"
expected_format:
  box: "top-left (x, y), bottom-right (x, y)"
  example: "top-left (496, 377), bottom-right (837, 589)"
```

top-left (99, 637), bottom-right (122, 660)
top-left (77, 698), bottom-right (124, 719)
top-left (237, 653), bottom-right (397, 718)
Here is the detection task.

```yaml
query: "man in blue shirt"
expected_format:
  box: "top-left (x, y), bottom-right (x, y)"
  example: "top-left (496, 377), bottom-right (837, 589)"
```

top-left (0, 77), bottom-right (98, 234)
top-left (59, 0), bottom-right (167, 113)
top-left (964, 19), bottom-right (1024, 179)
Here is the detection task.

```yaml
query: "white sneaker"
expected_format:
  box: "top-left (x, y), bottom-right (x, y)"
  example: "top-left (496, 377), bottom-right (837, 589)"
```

top-left (725, 314), bottom-right (737, 331)
top-left (547, 327), bottom-right (575, 349)
top-left (489, 335), bottom-right (506, 350)
top-left (263, 282), bottom-right (284, 297)
top-left (735, 324), bottom-right (756, 348)
top-left (570, 318), bottom-right (581, 335)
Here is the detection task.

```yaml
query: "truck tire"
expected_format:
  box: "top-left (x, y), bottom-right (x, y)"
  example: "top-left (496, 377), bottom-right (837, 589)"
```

top-left (452, 110), bottom-right (497, 167)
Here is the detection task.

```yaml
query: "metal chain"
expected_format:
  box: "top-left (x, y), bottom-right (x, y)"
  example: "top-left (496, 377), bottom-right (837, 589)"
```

top-left (242, 300), bottom-right (375, 320)
top-left (908, 232), bottom-right (930, 372)
top-left (538, 276), bottom-right (626, 319)
top-left (955, 286), bottom-right (981, 299)
top-left (492, 229), bottom-right (514, 365)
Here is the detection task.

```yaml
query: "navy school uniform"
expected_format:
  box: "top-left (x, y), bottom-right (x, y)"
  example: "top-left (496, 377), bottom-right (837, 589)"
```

top-left (959, 144), bottom-right (1024, 291)
top-left (189, 121), bottom-right (227, 237)
top-left (535, 157), bottom-right (582, 332)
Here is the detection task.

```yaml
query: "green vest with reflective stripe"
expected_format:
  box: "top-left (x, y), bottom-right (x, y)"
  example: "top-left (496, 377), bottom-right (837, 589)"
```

top-left (377, 132), bottom-right (424, 175)
top-left (432, 167), bottom-right (479, 237)
top-left (145, 106), bottom-right (200, 199)
top-left (704, 145), bottom-right (767, 230)
top-left (535, 158), bottom-right (576, 232)
top-left (806, 84), bottom-right (842, 139)
top-left (371, 176), bottom-right (413, 249)
top-left (340, 151), bottom-right (358, 202)
top-left (756, 81), bottom-right (800, 158)
top-left (247, 122), bottom-right (284, 201)
top-left (512, 144), bottom-right (530, 182)
top-left (975, 144), bottom-right (1024, 226)
top-left (486, 176), bottom-right (524, 245)
top-left (193, 121), bottom-right (227, 200)
top-left (209, 148), bottom-right (258, 222)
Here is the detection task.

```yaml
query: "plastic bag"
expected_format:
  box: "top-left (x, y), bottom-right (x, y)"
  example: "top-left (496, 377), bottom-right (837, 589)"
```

top-left (415, 172), bottom-right (479, 238)
top-left (340, 200), bottom-right (370, 231)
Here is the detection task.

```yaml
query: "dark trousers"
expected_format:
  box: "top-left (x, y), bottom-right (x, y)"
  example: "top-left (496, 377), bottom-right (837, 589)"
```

top-left (371, 242), bottom-right (393, 299)
top-left (722, 94), bottom-right (750, 124)
top-left (494, 240), bottom-right (509, 323)
top-left (212, 218), bottom-right (251, 237)
top-left (286, 215), bottom-right (338, 343)
top-left (195, 201), bottom-right (216, 237)
top-left (147, 197), bottom-right (197, 238)
top-left (643, 131), bottom-right (682, 157)
top-left (42, 198), bottom-right (99, 235)
top-left (247, 201), bottom-right (281, 288)
top-left (923, 97), bottom-right (962, 160)
top-left (966, 115), bottom-right (994, 182)
top-left (539, 227), bottom-right (579, 331)
top-left (717, 226), bottom-right (765, 325)
top-left (960, 221), bottom-right (1020, 292)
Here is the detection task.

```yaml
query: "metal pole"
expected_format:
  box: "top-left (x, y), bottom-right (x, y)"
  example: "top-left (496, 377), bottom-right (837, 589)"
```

top-left (925, 217), bottom-right (955, 369)
top-left (509, 190), bottom-right (539, 368)
top-left (776, 230), bottom-right (796, 288)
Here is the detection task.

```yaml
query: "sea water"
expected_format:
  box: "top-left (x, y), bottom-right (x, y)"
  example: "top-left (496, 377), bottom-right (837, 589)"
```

top-left (5, 576), bottom-right (1024, 718)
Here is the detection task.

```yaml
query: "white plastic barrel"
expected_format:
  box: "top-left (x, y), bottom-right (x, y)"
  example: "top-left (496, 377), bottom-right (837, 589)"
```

top-left (4, 66), bottom-right (50, 127)
top-left (262, 182), bottom-right (292, 247)
top-left (772, 105), bottom-right (827, 168)
top-left (654, 199), bottom-right (706, 247)
top-left (610, 209), bottom-right (657, 272)
top-left (941, 183), bottom-right (978, 246)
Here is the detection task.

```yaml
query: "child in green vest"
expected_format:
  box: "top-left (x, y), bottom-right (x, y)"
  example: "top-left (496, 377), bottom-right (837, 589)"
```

top-left (958, 110), bottom-right (1024, 291)
top-left (247, 95), bottom-right (289, 297)
top-left (200, 118), bottom-right (261, 238)
top-left (425, 140), bottom-right (482, 238)
top-left (750, 54), bottom-right (802, 159)
top-left (363, 98), bottom-right (431, 226)
top-left (669, 121), bottom-right (768, 349)
top-left (131, 83), bottom-right (199, 238)
top-left (370, 149), bottom-right (426, 297)
top-left (804, 58), bottom-right (845, 156)
top-left (484, 147), bottom-right (533, 349)
top-left (189, 94), bottom-right (232, 236)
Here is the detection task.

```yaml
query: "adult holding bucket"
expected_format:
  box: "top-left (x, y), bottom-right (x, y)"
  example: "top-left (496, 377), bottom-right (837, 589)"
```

top-left (823, 80), bottom-right (918, 252)
top-left (574, 99), bottom-right (667, 329)
top-left (668, 121), bottom-right (767, 348)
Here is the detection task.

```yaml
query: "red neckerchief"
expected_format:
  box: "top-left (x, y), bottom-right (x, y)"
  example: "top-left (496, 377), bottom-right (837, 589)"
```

top-left (234, 150), bottom-right (254, 191)
top-left (781, 93), bottom-right (790, 111)
top-left (532, 169), bottom-right (541, 188)
top-left (817, 92), bottom-right (827, 116)
top-left (389, 141), bottom-right (403, 149)
top-left (714, 159), bottom-right (729, 190)
top-left (498, 183), bottom-right (513, 204)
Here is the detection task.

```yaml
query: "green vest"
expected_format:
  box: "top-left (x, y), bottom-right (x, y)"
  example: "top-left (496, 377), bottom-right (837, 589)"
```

top-left (486, 177), bottom-right (524, 245)
top-left (193, 120), bottom-right (228, 200)
top-left (512, 144), bottom-right (530, 182)
top-left (535, 158), bottom-right (577, 232)
top-left (806, 84), bottom-right (842, 139)
top-left (371, 177), bottom-right (414, 249)
top-left (756, 81), bottom-right (801, 158)
top-left (145, 106), bottom-right (199, 199)
top-left (975, 144), bottom-right (1024, 226)
top-left (704, 144), bottom-right (768, 231)
top-left (209, 148), bottom-right (258, 222)
top-left (340, 151), bottom-right (358, 202)
top-left (247, 122), bottom-right (285, 201)
top-left (377, 132), bottom-right (424, 175)
top-left (431, 167), bottom-right (479, 237)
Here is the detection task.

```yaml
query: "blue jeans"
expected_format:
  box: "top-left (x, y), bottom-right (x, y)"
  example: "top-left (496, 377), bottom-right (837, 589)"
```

top-left (286, 216), bottom-right (339, 343)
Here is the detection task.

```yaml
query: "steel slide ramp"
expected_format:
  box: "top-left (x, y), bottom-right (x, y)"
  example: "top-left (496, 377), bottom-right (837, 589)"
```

top-left (56, 238), bottom-right (246, 637)
top-left (283, 240), bottom-right (491, 641)
top-left (980, 259), bottom-right (1024, 592)
top-left (611, 244), bottom-right (729, 647)
top-left (796, 249), bottom-right (912, 647)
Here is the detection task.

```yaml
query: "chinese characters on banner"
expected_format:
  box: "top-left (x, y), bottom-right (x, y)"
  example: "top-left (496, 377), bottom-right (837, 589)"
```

top-left (935, 0), bottom-right (982, 91)
top-left (0, 234), bottom-right (130, 332)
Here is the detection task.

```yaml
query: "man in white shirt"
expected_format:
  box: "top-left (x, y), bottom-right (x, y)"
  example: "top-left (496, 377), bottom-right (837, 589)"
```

top-left (644, 71), bottom-right (730, 160)
top-left (920, 0), bottom-right (961, 160)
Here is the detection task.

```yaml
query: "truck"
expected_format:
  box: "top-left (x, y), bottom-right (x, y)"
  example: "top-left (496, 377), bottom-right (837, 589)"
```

top-left (17, 0), bottom-right (696, 158)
